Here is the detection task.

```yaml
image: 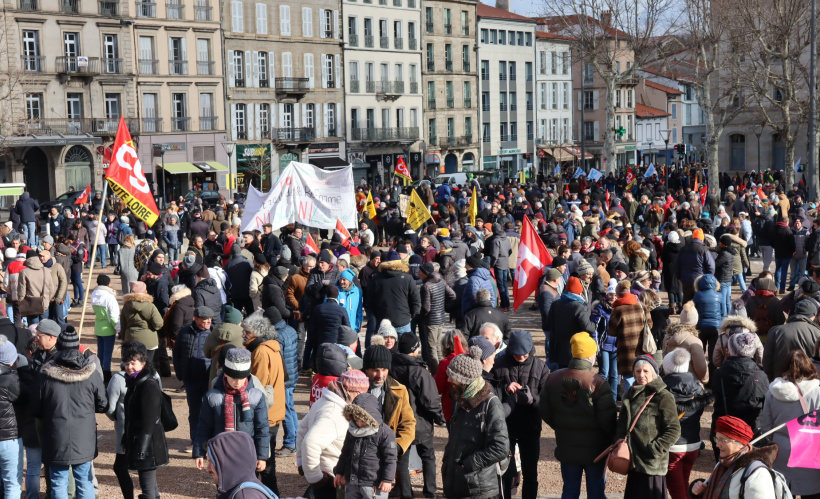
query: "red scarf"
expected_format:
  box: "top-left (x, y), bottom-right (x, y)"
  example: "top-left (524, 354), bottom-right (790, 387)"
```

top-left (222, 376), bottom-right (251, 432)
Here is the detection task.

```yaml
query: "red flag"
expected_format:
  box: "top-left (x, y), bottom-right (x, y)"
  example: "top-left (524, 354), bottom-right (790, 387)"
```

top-left (394, 156), bottom-right (412, 182)
top-left (757, 187), bottom-right (768, 200)
top-left (106, 117), bottom-right (160, 225)
top-left (335, 219), bottom-right (352, 248)
top-left (605, 190), bottom-right (610, 211)
top-left (513, 216), bottom-right (552, 312)
top-left (305, 233), bottom-right (320, 254)
top-left (626, 168), bottom-right (636, 189)
top-left (699, 185), bottom-right (708, 206)
top-left (74, 184), bottom-right (91, 205)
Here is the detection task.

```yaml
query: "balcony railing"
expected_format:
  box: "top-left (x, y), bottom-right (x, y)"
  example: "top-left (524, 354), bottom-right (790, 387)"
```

top-left (197, 61), bottom-right (214, 75)
top-left (365, 80), bottom-right (375, 93)
top-left (274, 127), bottom-right (315, 142)
top-left (444, 23), bottom-right (452, 34)
top-left (527, 73), bottom-right (533, 81)
top-left (275, 77), bottom-right (310, 92)
top-left (350, 80), bottom-right (360, 93)
top-left (21, 55), bottom-right (45, 72)
top-left (376, 81), bottom-right (404, 94)
top-left (56, 56), bottom-right (100, 75)
top-left (365, 35), bottom-right (374, 48)
top-left (200, 115), bottom-right (218, 131)
top-left (60, 0), bottom-right (78, 12)
top-left (427, 60), bottom-right (434, 71)
top-left (394, 37), bottom-right (403, 49)
top-left (18, 0), bottom-right (38, 10)
top-left (510, 103), bottom-right (517, 111)
top-left (142, 117), bottom-right (162, 133)
top-left (166, 2), bottom-right (184, 19)
top-left (102, 58), bottom-right (122, 74)
top-left (259, 78), bottom-right (269, 88)
top-left (98, 0), bottom-right (118, 15)
top-left (500, 103), bottom-right (507, 111)
top-left (447, 97), bottom-right (454, 108)
top-left (462, 26), bottom-right (469, 36)
top-left (409, 38), bottom-right (417, 50)
top-left (426, 22), bottom-right (433, 33)
top-left (378, 0), bottom-right (386, 4)
top-left (352, 127), bottom-right (419, 141)
top-left (427, 98), bottom-right (436, 109)
top-left (445, 60), bottom-right (453, 71)
top-left (136, 1), bottom-right (155, 16)
top-left (439, 135), bottom-right (473, 148)
top-left (380, 36), bottom-right (389, 49)
top-left (464, 97), bottom-right (471, 108)
top-left (527, 102), bottom-right (533, 110)
top-left (510, 73), bottom-right (517, 81)
top-left (499, 73), bottom-right (506, 81)
top-left (410, 81), bottom-right (418, 94)
top-left (169, 61), bottom-right (188, 75)
top-left (24, 118), bottom-right (141, 136)
top-left (483, 135), bottom-right (490, 143)
top-left (139, 59), bottom-right (158, 74)
top-left (482, 103), bottom-right (489, 111)
top-left (172, 117), bottom-right (190, 132)
top-left (194, 4), bottom-right (211, 19)
top-left (349, 34), bottom-right (358, 47)
top-left (463, 61), bottom-right (470, 72)
top-left (481, 71), bottom-right (489, 81)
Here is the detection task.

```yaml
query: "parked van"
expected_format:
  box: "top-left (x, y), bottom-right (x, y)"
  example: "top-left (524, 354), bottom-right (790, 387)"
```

top-left (434, 173), bottom-right (470, 187)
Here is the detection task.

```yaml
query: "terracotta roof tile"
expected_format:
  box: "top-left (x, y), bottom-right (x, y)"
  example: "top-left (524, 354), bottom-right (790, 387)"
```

top-left (536, 30), bottom-right (575, 42)
top-left (644, 80), bottom-right (682, 94)
top-left (477, 3), bottom-right (536, 22)
top-left (636, 103), bottom-right (670, 118)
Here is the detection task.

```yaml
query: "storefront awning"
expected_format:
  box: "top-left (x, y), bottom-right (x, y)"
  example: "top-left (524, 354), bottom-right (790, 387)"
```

top-left (309, 157), bottom-right (349, 168)
top-left (0, 183), bottom-right (26, 196)
top-left (562, 146), bottom-right (594, 160)
top-left (158, 162), bottom-right (201, 174)
top-left (194, 161), bottom-right (228, 172)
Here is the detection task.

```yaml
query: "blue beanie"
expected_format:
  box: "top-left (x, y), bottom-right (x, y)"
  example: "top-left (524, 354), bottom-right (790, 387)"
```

top-left (341, 269), bottom-right (356, 282)
top-left (385, 250), bottom-right (401, 261)
top-left (507, 330), bottom-right (533, 356)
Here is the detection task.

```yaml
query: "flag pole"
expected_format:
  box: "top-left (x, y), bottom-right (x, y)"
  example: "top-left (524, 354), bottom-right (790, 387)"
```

top-left (77, 178), bottom-right (109, 339)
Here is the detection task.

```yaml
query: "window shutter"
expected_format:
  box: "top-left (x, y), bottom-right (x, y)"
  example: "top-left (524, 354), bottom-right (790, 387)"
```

top-left (302, 7), bottom-right (312, 37)
top-left (294, 105), bottom-right (300, 131)
top-left (304, 53), bottom-right (314, 88)
top-left (280, 5), bottom-right (290, 35)
top-left (228, 54), bottom-right (235, 87)
top-left (319, 9), bottom-right (326, 38)
top-left (321, 53), bottom-right (328, 89)
top-left (577, 91), bottom-right (581, 111)
top-left (232, 1), bottom-right (243, 32)
top-left (278, 103), bottom-right (285, 130)
top-left (251, 51), bottom-right (259, 87)
top-left (323, 103), bottom-right (329, 137)
top-left (282, 52), bottom-right (292, 77)
top-left (593, 90), bottom-right (599, 110)
top-left (593, 121), bottom-right (600, 141)
top-left (333, 10), bottom-right (339, 39)
top-left (302, 103), bottom-right (307, 127)
top-left (268, 51), bottom-right (276, 82)
top-left (256, 3), bottom-right (267, 34)
top-left (167, 37), bottom-right (174, 63)
top-left (337, 102), bottom-right (344, 135)
top-left (335, 54), bottom-right (340, 89)
top-left (245, 50), bottom-right (253, 87)
top-left (230, 103), bottom-right (237, 139)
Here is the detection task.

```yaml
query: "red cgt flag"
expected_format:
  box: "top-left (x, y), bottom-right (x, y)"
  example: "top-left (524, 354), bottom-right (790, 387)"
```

top-left (107, 117), bottom-right (160, 226)
top-left (305, 233), bottom-right (320, 254)
top-left (513, 216), bottom-right (552, 312)
top-left (74, 184), bottom-right (91, 205)
top-left (335, 219), bottom-right (352, 248)
top-left (395, 156), bottom-right (412, 182)
top-left (699, 185), bottom-right (708, 206)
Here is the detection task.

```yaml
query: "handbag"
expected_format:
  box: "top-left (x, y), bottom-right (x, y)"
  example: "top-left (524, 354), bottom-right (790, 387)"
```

top-left (594, 393), bottom-right (656, 475)
top-left (639, 304), bottom-right (657, 354)
top-left (19, 268), bottom-right (47, 316)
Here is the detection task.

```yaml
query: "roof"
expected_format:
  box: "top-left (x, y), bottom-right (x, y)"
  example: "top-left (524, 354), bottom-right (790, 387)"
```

top-left (635, 103), bottom-right (670, 119)
top-left (536, 30), bottom-right (575, 42)
top-left (540, 15), bottom-right (630, 39)
top-left (477, 3), bottom-right (536, 23)
top-left (644, 79), bottom-right (682, 95)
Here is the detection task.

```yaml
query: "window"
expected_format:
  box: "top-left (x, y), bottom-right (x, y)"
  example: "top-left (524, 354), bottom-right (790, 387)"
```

top-left (256, 3), bottom-right (267, 34)
top-left (499, 30), bottom-right (505, 45)
top-left (519, 32), bottom-right (525, 45)
top-left (426, 43), bottom-right (434, 70)
top-left (105, 93), bottom-right (120, 118)
top-left (25, 93), bottom-right (42, 119)
top-left (672, 128), bottom-right (677, 143)
top-left (626, 89), bottom-right (633, 108)
top-left (538, 84), bottom-right (546, 110)
top-left (257, 52), bottom-right (269, 86)
top-left (481, 60), bottom-right (489, 80)
top-left (143, 93), bottom-right (158, 131)
top-left (447, 117), bottom-right (454, 137)
top-left (445, 44), bottom-right (452, 71)
top-left (584, 63), bottom-right (594, 82)
top-left (381, 108), bottom-right (389, 128)
top-left (102, 34), bottom-right (119, 73)
top-left (482, 123), bottom-right (489, 143)
top-left (139, 36), bottom-right (155, 74)
top-left (539, 51), bottom-right (546, 75)
top-left (684, 85), bottom-right (694, 101)
top-left (490, 29), bottom-right (497, 44)
top-left (446, 81), bottom-right (453, 108)
top-left (462, 45), bottom-right (470, 71)
top-left (282, 52), bottom-right (292, 77)
top-left (550, 52), bottom-right (557, 74)
top-left (509, 61), bottom-right (516, 80)
top-left (500, 123), bottom-right (507, 140)
top-left (499, 92), bottom-right (507, 111)
top-left (234, 103), bottom-right (246, 138)
top-left (671, 103), bottom-right (677, 119)
top-left (627, 115), bottom-right (633, 139)
top-left (63, 32), bottom-right (80, 72)
top-left (428, 118), bottom-right (436, 140)
top-left (169, 37), bottom-right (187, 75)
top-left (349, 61), bottom-right (359, 91)
top-left (305, 103), bottom-right (314, 131)
top-left (200, 93), bottom-right (214, 130)
top-left (302, 7), bottom-right (313, 37)
top-left (327, 104), bottom-right (336, 135)
top-left (583, 91), bottom-right (593, 110)
top-left (583, 122), bottom-right (594, 141)
top-left (231, 1), bottom-right (243, 32)
top-left (66, 93), bottom-right (83, 121)
top-left (461, 11), bottom-right (468, 36)
top-left (615, 89), bottom-right (621, 109)
top-left (22, 30), bottom-right (40, 71)
top-left (527, 121), bottom-right (533, 140)
top-left (510, 91), bottom-right (516, 110)
top-left (303, 53), bottom-right (314, 87)
top-left (410, 108), bottom-right (417, 128)
top-left (197, 38), bottom-right (212, 75)
top-left (773, 86), bottom-right (785, 102)
top-left (499, 61), bottom-right (506, 80)
top-left (280, 5), bottom-right (291, 35)
top-left (232, 50), bottom-right (244, 86)
top-left (465, 117), bottom-right (472, 137)
top-left (482, 91), bottom-right (489, 111)
top-left (464, 81), bottom-right (471, 107)
top-left (563, 83), bottom-right (569, 109)
top-left (480, 28), bottom-right (488, 44)
top-left (324, 54), bottom-right (334, 87)
top-left (614, 61), bottom-right (620, 74)
top-left (444, 8), bottom-right (451, 34)
top-left (322, 9), bottom-right (333, 38)
top-left (525, 62), bottom-right (532, 81)
top-left (526, 91), bottom-right (532, 110)
top-left (425, 7), bottom-right (433, 32)
top-left (427, 81), bottom-right (435, 107)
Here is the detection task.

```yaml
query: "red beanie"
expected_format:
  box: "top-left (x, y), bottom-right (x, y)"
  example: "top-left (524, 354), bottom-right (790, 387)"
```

top-left (566, 276), bottom-right (583, 295)
top-left (715, 415), bottom-right (754, 446)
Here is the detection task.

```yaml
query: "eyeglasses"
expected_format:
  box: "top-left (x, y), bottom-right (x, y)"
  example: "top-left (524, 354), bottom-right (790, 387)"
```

top-left (715, 436), bottom-right (737, 445)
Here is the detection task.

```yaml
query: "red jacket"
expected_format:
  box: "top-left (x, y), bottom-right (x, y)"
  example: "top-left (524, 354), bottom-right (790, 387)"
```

top-left (309, 373), bottom-right (338, 407)
top-left (433, 335), bottom-right (466, 421)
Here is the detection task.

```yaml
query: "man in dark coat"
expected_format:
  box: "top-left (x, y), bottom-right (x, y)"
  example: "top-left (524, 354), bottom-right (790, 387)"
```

top-left (493, 330), bottom-right (550, 499)
top-left (224, 244), bottom-right (254, 315)
top-left (15, 192), bottom-right (39, 248)
top-left (461, 288), bottom-right (511, 340)
top-left (186, 211), bottom-right (210, 242)
top-left (172, 306), bottom-right (214, 448)
top-left (763, 299), bottom-right (820, 379)
top-left (418, 263), bottom-right (456, 372)
top-left (366, 257), bottom-right (421, 333)
top-left (193, 266), bottom-right (224, 323)
top-left (488, 223), bottom-right (512, 311)
top-left (303, 249), bottom-right (341, 313)
top-left (673, 229), bottom-right (715, 302)
top-left (0, 315), bottom-right (32, 359)
top-left (264, 306), bottom-right (300, 457)
top-left (261, 266), bottom-right (291, 321)
top-left (546, 277), bottom-right (597, 369)
top-left (307, 286), bottom-right (350, 368)
top-left (144, 261), bottom-right (170, 316)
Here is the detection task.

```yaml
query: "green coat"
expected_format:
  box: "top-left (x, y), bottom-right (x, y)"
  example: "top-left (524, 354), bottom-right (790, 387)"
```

top-left (616, 376), bottom-right (681, 476)
top-left (121, 292), bottom-right (164, 350)
top-left (203, 322), bottom-right (245, 384)
top-left (539, 359), bottom-right (617, 465)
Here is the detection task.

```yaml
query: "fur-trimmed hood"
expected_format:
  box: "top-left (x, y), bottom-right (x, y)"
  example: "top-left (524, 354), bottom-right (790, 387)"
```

top-left (124, 292), bottom-right (154, 303)
top-left (769, 377), bottom-right (820, 402)
top-left (720, 315), bottom-right (757, 336)
top-left (378, 260), bottom-right (409, 273)
top-left (665, 323), bottom-right (699, 340)
top-left (42, 352), bottom-right (97, 383)
top-left (169, 287), bottom-right (191, 306)
top-left (732, 444), bottom-right (779, 470)
top-left (343, 393), bottom-right (383, 429)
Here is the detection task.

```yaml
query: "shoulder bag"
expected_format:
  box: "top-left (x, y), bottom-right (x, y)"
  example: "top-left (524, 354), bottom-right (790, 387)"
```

top-left (639, 304), bottom-right (657, 355)
top-left (593, 393), bottom-right (656, 475)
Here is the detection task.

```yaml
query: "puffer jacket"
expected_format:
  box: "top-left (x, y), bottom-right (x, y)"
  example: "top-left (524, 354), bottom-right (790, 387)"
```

top-left (261, 274), bottom-right (291, 321)
top-left (693, 274), bottom-right (724, 328)
top-left (32, 349), bottom-right (108, 466)
top-left (366, 260), bottom-right (421, 328)
top-left (462, 300), bottom-right (511, 340)
top-left (310, 299), bottom-right (350, 349)
top-left (461, 267), bottom-right (496, 314)
top-left (712, 355), bottom-right (769, 432)
top-left (537, 282), bottom-right (560, 331)
top-left (442, 383), bottom-right (509, 499)
top-left (336, 277), bottom-right (363, 331)
top-left (123, 364), bottom-right (169, 470)
top-left (273, 318), bottom-right (299, 390)
top-left (662, 371), bottom-right (712, 448)
top-left (0, 364), bottom-right (20, 442)
top-left (714, 246), bottom-right (735, 283)
top-left (172, 323), bottom-right (212, 383)
top-left (193, 278), bottom-right (223, 323)
top-left (296, 387), bottom-right (348, 484)
top-left (390, 352), bottom-right (445, 442)
top-left (763, 313), bottom-right (820, 379)
top-left (538, 358), bottom-right (617, 465)
top-left (121, 292), bottom-right (164, 350)
top-left (493, 346), bottom-right (550, 433)
top-left (673, 239), bottom-right (715, 287)
top-left (334, 394), bottom-right (398, 487)
top-left (771, 221), bottom-right (796, 259)
top-left (15, 192), bottom-right (39, 223)
top-left (164, 287), bottom-right (195, 344)
top-left (488, 232), bottom-right (511, 271)
top-left (546, 292), bottom-right (597, 368)
top-left (420, 272), bottom-right (455, 326)
top-left (713, 316), bottom-right (764, 369)
top-left (661, 324), bottom-right (709, 383)
top-left (193, 374), bottom-right (270, 460)
top-left (617, 376), bottom-right (681, 476)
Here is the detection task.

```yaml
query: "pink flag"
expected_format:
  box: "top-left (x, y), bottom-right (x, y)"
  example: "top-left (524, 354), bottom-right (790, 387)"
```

top-left (787, 411), bottom-right (820, 469)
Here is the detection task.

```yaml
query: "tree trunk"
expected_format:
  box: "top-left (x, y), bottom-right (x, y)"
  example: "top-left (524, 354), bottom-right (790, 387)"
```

top-left (605, 78), bottom-right (617, 174)
top-left (785, 142), bottom-right (795, 190)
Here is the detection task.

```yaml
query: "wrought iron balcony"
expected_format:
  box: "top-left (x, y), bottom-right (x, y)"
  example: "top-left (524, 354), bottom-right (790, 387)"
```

top-left (394, 37), bottom-right (403, 49)
top-left (410, 81), bottom-right (418, 94)
top-left (169, 61), bottom-right (188, 75)
top-left (136, 1), bottom-right (156, 17)
top-left (102, 58), bottom-right (123, 74)
top-left (426, 22), bottom-right (433, 33)
top-left (444, 23), bottom-right (452, 34)
top-left (445, 60), bottom-right (453, 71)
top-left (365, 36), bottom-right (374, 48)
top-left (98, 0), bottom-right (118, 15)
top-left (197, 61), bottom-right (214, 75)
top-left (427, 60), bottom-right (434, 71)
top-left (275, 77), bottom-right (310, 93)
top-left (56, 56), bottom-right (100, 75)
top-left (482, 103), bottom-right (489, 112)
top-left (24, 118), bottom-right (141, 136)
top-left (139, 59), bottom-right (158, 74)
top-left (142, 117), bottom-right (162, 133)
top-left (194, 3), bottom-right (211, 19)
top-left (447, 97), bottom-right (454, 108)
top-left (274, 127), bottom-right (315, 142)
top-left (18, 0), bottom-right (38, 10)
top-left (376, 81), bottom-right (404, 94)
top-left (393, 0), bottom-right (401, 5)
top-left (380, 36), bottom-right (389, 49)
top-left (200, 116), bottom-right (218, 131)
top-left (427, 98), bottom-right (436, 109)
top-left (439, 135), bottom-right (473, 148)
top-left (352, 127), bottom-right (420, 142)
top-left (349, 34), bottom-right (358, 47)
top-left (172, 117), bottom-right (190, 132)
top-left (464, 97), bottom-right (471, 108)
top-left (409, 38), bottom-right (417, 50)
top-left (407, 0), bottom-right (415, 7)
top-left (510, 103), bottom-right (517, 111)
top-left (166, 2), bottom-right (184, 19)
top-left (61, 0), bottom-right (78, 12)
top-left (350, 80), bottom-right (360, 93)
top-left (463, 61), bottom-right (470, 72)
top-left (21, 55), bottom-right (45, 72)
top-left (462, 25), bottom-right (469, 36)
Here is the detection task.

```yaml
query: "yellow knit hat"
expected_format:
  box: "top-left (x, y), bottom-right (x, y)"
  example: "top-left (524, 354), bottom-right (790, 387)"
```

top-left (571, 333), bottom-right (597, 359)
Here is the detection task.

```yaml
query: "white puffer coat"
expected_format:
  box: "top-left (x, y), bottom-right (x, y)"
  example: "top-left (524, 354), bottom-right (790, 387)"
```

top-left (295, 387), bottom-right (348, 484)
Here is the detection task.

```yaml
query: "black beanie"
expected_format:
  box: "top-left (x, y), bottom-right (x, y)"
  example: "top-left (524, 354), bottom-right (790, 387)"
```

top-left (363, 345), bottom-right (392, 370)
top-left (398, 333), bottom-right (420, 355)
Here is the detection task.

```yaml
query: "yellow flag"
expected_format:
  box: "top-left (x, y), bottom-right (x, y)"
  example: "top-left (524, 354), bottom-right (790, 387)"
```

top-left (406, 188), bottom-right (432, 230)
top-left (365, 190), bottom-right (377, 220)
top-left (469, 188), bottom-right (477, 227)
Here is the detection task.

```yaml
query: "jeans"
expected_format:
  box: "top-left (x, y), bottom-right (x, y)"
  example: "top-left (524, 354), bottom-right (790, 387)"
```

top-left (282, 386), bottom-right (297, 448)
top-left (49, 461), bottom-right (94, 499)
top-left (345, 485), bottom-right (388, 499)
top-left (790, 257), bottom-right (807, 287)
top-left (667, 450), bottom-right (699, 499)
top-left (502, 427), bottom-right (540, 499)
top-left (112, 453), bottom-right (134, 499)
top-left (599, 350), bottom-right (619, 403)
top-left (495, 268), bottom-right (510, 308)
top-left (137, 468), bottom-right (159, 499)
top-left (559, 460), bottom-right (607, 499)
top-left (23, 222), bottom-right (36, 248)
top-left (95, 244), bottom-right (108, 268)
top-left (184, 380), bottom-right (208, 441)
top-left (24, 446), bottom-right (41, 499)
top-left (97, 335), bottom-right (116, 372)
top-left (48, 299), bottom-right (66, 326)
top-left (419, 323), bottom-right (443, 374)
top-left (108, 244), bottom-right (119, 269)
top-left (394, 323), bottom-right (411, 335)
top-left (719, 282), bottom-right (732, 317)
top-left (775, 257), bottom-right (791, 291)
top-left (167, 246), bottom-right (179, 265)
top-left (71, 272), bottom-right (85, 303)
top-left (259, 424), bottom-right (279, 495)
top-left (733, 273), bottom-right (747, 293)
top-left (760, 245), bottom-right (774, 273)
top-left (0, 438), bottom-right (21, 499)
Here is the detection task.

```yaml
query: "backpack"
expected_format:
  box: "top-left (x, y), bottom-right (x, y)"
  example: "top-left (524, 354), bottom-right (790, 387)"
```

top-left (753, 297), bottom-right (775, 337)
top-left (159, 391), bottom-right (178, 431)
top-left (738, 460), bottom-right (793, 499)
top-left (228, 481), bottom-right (278, 499)
top-left (117, 228), bottom-right (127, 246)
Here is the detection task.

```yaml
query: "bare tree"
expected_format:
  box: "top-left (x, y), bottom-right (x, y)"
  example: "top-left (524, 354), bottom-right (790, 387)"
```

top-left (539, 0), bottom-right (678, 173)
top-left (242, 152), bottom-right (273, 190)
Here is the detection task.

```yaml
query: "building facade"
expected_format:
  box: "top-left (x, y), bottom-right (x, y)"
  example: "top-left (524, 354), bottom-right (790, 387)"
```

top-left (420, 0), bottom-right (479, 177)
top-left (534, 31), bottom-right (573, 175)
top-left (635, 103), bottom-right (670, 168)
top-left (635, 78), bottom-right (681, 166)
top-left (224, 0), bottom-right (346, 192)
top-left (477, 3), bottom-right (536, 177)
top-left (342, 0), bottom-right (424, 182)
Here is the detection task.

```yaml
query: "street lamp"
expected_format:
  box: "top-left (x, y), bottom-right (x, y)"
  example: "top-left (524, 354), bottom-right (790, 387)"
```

top-left (222, 141), bottom-right (236, 200)
top-left (659, 129), bottom-right (671, 186)
top-left (753, 123), bottom-right (764, 172)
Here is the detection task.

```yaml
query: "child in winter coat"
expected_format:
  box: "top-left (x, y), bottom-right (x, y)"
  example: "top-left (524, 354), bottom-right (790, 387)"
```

top-left (334, 393), bottom-right (397, 499)
top-left (90, 274), bottom-right (120, 379)
top-left (591, 281), bottom-right (617, 403)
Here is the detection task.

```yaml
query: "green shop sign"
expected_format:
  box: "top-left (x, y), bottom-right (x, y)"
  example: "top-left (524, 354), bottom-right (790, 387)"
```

top-left (237, 144), bottom-right (271, 164)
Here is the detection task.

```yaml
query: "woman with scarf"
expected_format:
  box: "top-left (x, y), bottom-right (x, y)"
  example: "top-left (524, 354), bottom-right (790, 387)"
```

top-left (690, 416), bottom-right (777, 498)
top-left (121, 341), bottom-right (168, 499)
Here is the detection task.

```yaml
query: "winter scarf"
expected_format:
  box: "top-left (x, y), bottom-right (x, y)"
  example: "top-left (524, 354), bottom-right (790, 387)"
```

top-left (462, 375), bottom-right (486, 400)
top-left (222, 376), bottom-right (251, 432)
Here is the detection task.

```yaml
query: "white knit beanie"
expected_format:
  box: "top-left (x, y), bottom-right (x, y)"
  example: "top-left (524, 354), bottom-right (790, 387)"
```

top-left (663, 348), bottom-right (691, 374)
top-left (679, 301), bottom-right (699, 326)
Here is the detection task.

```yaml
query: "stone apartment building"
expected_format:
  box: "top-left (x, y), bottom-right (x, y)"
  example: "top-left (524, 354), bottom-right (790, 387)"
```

top-left (534, 30), bottom-right (574, 174)
top-left (224, 0), bottom-right (346, 192)
top-left (420, 0), bottom-right (479, 176)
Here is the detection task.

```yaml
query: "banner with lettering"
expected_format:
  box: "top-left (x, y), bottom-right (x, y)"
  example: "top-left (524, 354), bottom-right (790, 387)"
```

top-left (787, 410), bottom-right (820, 469)
top-left (241, 161), bottom-right (356, 231)
top-left (107, 117), bottom-right (160, 226)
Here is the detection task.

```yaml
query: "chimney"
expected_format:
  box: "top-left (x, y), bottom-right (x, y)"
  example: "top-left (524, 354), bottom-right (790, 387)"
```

top-left (496, 0), bottom-right (509, 11)
top-left (601, 10), bottom-right (612, 27)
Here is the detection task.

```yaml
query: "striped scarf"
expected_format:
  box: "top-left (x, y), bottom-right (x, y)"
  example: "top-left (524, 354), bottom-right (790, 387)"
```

top-left (222, 376), bottom-right (251, 432)
top-left (462, 376), bottom-right (486, 400)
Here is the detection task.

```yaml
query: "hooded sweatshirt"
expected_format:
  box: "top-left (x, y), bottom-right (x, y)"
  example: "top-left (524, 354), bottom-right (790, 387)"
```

top-left (207, 431), bottom-right (272, 499)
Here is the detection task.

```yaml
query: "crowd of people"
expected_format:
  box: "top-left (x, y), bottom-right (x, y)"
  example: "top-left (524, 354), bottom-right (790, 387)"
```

top-left (0, 165), bottom-right (817, 498)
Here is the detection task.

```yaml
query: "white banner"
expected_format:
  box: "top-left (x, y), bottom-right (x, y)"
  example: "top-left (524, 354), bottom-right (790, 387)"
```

top-left (241, 161), bottom-right (357, 231)
top-left (587, 168), bottom-right (603, 182)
